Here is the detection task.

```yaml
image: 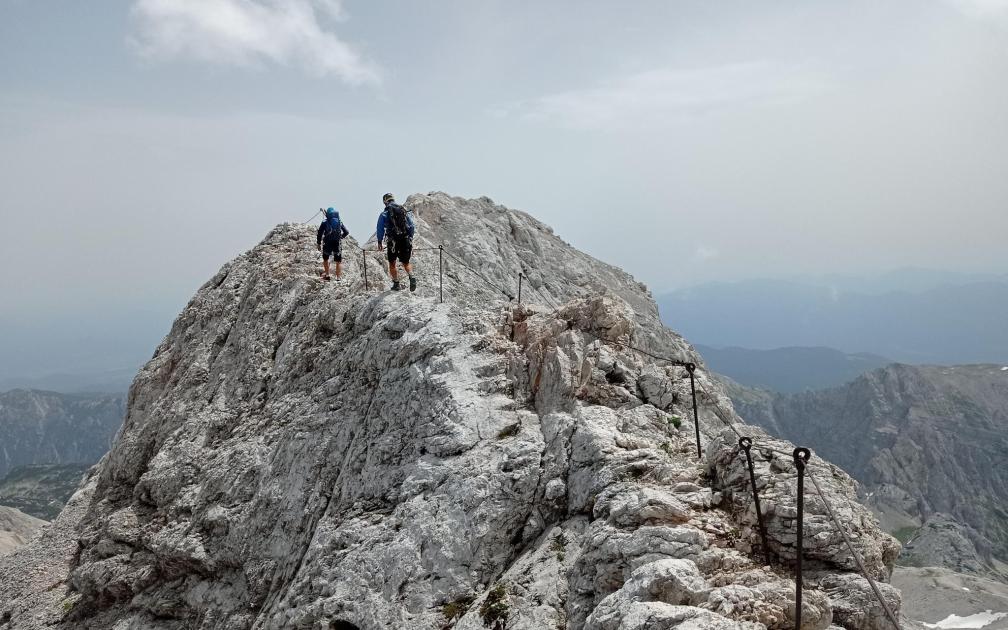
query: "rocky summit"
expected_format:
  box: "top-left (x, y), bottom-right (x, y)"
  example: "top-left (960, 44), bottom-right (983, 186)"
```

top-left (0, 193), bottom-right (901, 630)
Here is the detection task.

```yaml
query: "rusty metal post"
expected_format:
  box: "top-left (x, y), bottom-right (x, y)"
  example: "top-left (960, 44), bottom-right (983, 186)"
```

top-left (686, 363), bottom-right (701, 459)
top-left (793, 446), bottom-right (811, 630)
top-left (362, 247), bottom-right (368, 290)
top-left (740, 437), bottom-right (772, 565)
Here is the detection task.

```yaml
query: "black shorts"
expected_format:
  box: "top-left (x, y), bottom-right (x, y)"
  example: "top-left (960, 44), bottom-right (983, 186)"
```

top-left (386, 238), bottom-right (412, 265)
top-left (322, 240), bottom-right (342, 262)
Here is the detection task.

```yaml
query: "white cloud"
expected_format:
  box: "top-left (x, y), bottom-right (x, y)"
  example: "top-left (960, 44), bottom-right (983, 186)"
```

top-left (497, 61), bottom-right (832, 129)
top-left (693, 245), bottom-right (719, 262)
top-left (946, 0), bottom-right (1008, 18)
top-left (129, 0), bottom-right (380, 83)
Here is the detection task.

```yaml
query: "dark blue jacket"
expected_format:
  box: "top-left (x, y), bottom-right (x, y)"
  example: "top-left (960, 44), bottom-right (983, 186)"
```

top-left (377, 205), bottom-right (415, 243)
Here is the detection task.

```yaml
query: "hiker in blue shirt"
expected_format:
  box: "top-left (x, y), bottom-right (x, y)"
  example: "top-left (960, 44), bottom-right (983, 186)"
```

top-left (317, 207), bottom-right (349, 281)
top-left (376, 193), bottom-right (417, 291)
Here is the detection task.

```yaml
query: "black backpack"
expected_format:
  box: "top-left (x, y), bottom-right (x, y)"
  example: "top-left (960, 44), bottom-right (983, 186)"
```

top-left (385, 203), bottom-right (409, 240)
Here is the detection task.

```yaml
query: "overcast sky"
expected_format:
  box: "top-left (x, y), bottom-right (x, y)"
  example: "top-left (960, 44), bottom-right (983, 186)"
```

top-left (2, 0), bottom-right (1007, 379)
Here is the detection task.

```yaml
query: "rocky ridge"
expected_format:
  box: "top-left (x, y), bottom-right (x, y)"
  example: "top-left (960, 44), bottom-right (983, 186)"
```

top-left (1, 193), bottom-right (901, 629)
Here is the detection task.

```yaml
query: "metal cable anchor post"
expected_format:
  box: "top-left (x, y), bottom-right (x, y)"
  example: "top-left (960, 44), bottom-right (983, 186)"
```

top-left (361, 247), bottom-right (368, 290)
top-left (792, 446), bottom-right (811, 630)
top-left (517, 272), bottom-right (523, 304)
top-left (438, 245), bottom-right (444, 304)
top-left (740, 437), bottom-right (772, 566)
top-left (685, 363), bottom-right (701, 459)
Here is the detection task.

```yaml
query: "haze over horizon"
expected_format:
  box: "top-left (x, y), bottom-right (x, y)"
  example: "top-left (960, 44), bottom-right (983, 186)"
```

top-left (3, 1), bottom-right (1007, 382)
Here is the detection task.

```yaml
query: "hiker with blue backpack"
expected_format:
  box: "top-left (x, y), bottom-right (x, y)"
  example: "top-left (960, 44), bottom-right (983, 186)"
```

top-left (376, 193), bottom-right (417, 292)
top-left (317, 207), bottom-right (349, 281)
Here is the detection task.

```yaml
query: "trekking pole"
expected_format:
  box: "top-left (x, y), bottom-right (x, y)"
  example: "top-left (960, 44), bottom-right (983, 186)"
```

top-left (793, 447), bottom-right (811, 630)
top-left (517, 273), bottom-right (523, 304)
top-left (438, 245), bottom-right (444, 304)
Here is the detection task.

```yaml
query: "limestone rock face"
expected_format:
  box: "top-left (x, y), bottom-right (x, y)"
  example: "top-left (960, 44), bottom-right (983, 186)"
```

top-left (0, 193), bottom-right (900, 629)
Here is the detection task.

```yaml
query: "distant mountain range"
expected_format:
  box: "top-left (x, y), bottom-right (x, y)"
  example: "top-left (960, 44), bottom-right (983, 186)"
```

top-left (660, 271), bottom-right (1008, 364)
top-left (0, 389), bottom-right (125, 479)
top-left (0, 367), bottom-right (137, 394)
top-left (695, 344), bottom-right (891, 392)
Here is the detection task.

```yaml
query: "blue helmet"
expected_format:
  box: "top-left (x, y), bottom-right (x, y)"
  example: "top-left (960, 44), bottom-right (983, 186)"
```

top-left (325, 207), bottom-right (338, 219)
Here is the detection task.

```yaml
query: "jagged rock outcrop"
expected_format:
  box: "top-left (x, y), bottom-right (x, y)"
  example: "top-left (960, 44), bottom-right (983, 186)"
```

top-left (724, 364), bottom-right (1008, 581)
top-left (898, 515), bottom-right (992, 575)
top-left (0, 389), bottom-right (125, 478)
top-left (0, 193), bottom-right (900, 629)
top-left (0, 506), bottom-right (45, 556)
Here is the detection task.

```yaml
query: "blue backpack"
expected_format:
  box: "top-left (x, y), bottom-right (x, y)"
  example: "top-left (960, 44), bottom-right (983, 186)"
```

top-left (323, 210), bottom-right (342, 243)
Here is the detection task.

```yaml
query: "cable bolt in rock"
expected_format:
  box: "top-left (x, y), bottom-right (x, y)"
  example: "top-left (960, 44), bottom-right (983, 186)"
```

top-left (739, 436), bottom-right (772, 566)
top-left (517, 272), bottom-right (524, 304)
top-left (438, 245), bottom-right (444, 304)
top-left (792, 446), bottom-right (811, 630)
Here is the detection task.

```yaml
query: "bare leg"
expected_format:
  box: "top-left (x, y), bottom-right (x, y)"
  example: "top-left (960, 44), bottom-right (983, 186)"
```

top-left (403, 262), bottom-right (413, 277)
top-left (334, 262), bottom-right (342, 279)
top-left (389, 262), bottom-right (398, 282)
top-left (322, 258), bottom-right (330, 278)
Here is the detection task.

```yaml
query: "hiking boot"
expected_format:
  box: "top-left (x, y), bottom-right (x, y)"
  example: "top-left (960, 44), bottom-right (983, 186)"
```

top-left (409, 276), bottom-right (417, 292)
top-left (392, 281), bottom-right (402, 291)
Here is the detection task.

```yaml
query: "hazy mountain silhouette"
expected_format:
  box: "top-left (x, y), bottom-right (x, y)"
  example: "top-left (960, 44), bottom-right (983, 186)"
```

top-left (695, 345), bottom-right (891, 392)
top-left (660, 271), bottom-right (1008, 364)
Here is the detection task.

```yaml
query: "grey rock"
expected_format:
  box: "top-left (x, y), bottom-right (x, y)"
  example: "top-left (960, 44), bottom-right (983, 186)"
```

top-left (707, 428), bottom-right (901, 581)
top-left (584, 559), bottom-right (709, 630)
top-left (592, 601), bottom-right (759, 630)
top-left (817, 573), bottom-right (900, 630)
top-left (899, 514), bottom-right (991, 576)
top-left (0, 193), bottom-right (902, 630)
